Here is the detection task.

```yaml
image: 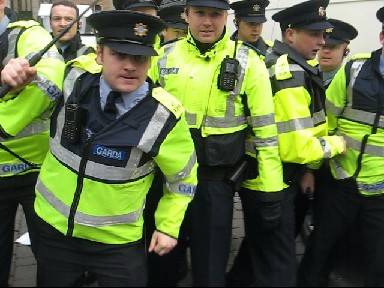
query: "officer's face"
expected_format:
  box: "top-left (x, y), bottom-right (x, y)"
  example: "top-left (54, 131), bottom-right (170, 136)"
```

top-left (50, 5), bottom-right (78, 43)
top-left (380, 31), bottom-right (384, 49)
top-left (186, 6), bottom-right (227, 44)
top-left (285, 28), bottom-right (326, 60)
top-left (237, 20), bottom-right (263, 43)
top-left (318, 43), bottom-right (348, 72)
top-left (97, 46), bottom-right (151, 93)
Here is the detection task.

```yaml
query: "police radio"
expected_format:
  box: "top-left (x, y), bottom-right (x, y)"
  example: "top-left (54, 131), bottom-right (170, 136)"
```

top-left (218, 40), bottom-right (240, 92)
top-left (63, 103), bottom-right (83, 144)
top-left (218, 56), bottom-right (240, 91)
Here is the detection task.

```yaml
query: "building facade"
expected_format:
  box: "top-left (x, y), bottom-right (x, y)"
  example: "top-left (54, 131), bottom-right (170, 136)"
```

top-left (6, 0), bottom-right (113, 19)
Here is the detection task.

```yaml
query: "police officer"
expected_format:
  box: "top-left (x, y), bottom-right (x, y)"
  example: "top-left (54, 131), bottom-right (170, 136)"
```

top-left (151, 0), bottom-right (284, 285)
top-left (318, 18), bottom-right (358, 87)
top-left (230, 0), bottom-right (271, 59)
top-left (261, 0), bottom-right (347, 285)
top-left (226, 1), bottom-right (272, 286)
top-left (158, 0), bottom-right (188, 46)
top-left (50, 0), bottom-right (94, 62)
top-left (2, 10), bottom-right (197, 286)
top-left (0, 2), bottom-right (64, 286)
top-left (295, 19), bottom-right (358, 240)
top-left (298, 7), bottom-right (384, 286)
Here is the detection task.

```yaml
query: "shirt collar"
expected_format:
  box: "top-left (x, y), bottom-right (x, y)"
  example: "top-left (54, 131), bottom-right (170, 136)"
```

top-left (0, 15), bottom-right (10, 36)
top-left (99, 76), bottom-right (149, 109)
top-left (380, 52), bottom-right (384, 77)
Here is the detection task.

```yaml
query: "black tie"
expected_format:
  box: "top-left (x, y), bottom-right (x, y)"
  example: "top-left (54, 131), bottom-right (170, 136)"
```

top-left (104, 91), bottom-right (121, 118)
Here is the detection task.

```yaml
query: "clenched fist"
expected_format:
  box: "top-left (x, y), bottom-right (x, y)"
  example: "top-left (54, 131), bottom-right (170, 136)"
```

top-left (1, 58), bottom-right (37, 92)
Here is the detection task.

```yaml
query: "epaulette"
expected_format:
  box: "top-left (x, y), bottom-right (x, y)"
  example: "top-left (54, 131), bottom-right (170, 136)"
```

top-left (307, 58), bottom-right (319, 67)
top-left (152, 87), bottom-right (184, 119)
top-left (350, 53), bottom-right (371, 61)
top-left (67, 53), bottom-right (102, 74)
top-left (265, 39), bottom-right (274, 48)
top-left (7, 20), bottom-right (40, 29)
top-left (274, 54), bottom-right (292, 80)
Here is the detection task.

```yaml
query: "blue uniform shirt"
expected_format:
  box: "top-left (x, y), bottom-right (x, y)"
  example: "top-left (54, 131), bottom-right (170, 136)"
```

top-left (380, 53), bottom-right (384, 77)
top-left (99, 76), bottom-right (149, 119)
top-left (0, 15), bottom-right (10, 36)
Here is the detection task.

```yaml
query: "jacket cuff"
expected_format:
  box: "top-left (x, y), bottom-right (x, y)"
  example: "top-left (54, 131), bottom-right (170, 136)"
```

top-left (155, 229), bottom-right (178, 240)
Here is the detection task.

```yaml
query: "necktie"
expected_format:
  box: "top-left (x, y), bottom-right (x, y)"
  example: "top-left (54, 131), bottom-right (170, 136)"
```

top-left (104, 91), bottom-right (121, 118)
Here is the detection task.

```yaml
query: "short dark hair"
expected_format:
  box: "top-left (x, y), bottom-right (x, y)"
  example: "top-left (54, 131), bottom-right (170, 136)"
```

top-left (50, 0), bottom-right (79, 19)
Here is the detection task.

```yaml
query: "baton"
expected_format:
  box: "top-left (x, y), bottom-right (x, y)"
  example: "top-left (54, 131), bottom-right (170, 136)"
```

top-left (0, 0), bottom-right (99, 98)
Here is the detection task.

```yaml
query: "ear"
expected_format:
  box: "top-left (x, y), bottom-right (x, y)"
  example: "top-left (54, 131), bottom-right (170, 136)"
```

top-left (284, 28), bottom-right (296, 44)
top-left (96, 45), bottom-right (104, 65)
top-left (380, 31), bottom-right (384, 46)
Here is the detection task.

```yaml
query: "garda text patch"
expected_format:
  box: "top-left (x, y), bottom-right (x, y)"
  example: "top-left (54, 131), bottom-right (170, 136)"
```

top-left (0, 163), bottom-right (30, 174)
top-left (160, 67), bottom-right (179, 76)
top-left (93, 145), bottom-right (128, 161)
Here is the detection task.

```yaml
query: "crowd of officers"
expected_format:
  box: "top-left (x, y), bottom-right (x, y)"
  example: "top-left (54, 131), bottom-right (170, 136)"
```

top-left (1, 0), bottom-right (384, 286)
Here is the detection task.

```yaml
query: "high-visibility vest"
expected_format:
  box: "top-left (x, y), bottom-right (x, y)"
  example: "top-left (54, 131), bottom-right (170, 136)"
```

top-left (326, 50), bottom-right (384, 196)
top-left (0, 20), bottom-right (64, 180)
top-left (35, 54), bottom-right (198, 244)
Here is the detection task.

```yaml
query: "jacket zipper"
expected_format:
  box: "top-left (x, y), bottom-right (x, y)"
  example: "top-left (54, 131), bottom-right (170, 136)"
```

top-left (66, 138), bottom-right (92, 238)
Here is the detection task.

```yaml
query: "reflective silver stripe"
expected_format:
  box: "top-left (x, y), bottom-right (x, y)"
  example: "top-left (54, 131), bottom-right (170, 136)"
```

top-left (319, 137), bottom-right (332, 158)
top-left (347, 60), bottom-right (365, 108)
top-left (165, 181), bottom-right (196, 197)
top-left (204, 115), bottom-right (246, 128)
top-left (2, 28), bottom-right (22, 66)
top-left (63, 67), bottom-right (87, 101)
top-left (343, 135), bottom-right (384, 157)
top-left (158, 42), bottom-right (177, 87)
top-left (313, 110), bottom-right (326, 126)
top-left (254, 136), bottom-right (278, 148)
top-left (269, 63), bottom-right (304, 78)
top-left (26, 51), bottom-right (63, 62)
top-left (358, 181), bottom-right (384, 194)
top-left (204, 45), bottom-right (249, 129)
top-left (277, 117), bottom-right (313, 133)
top-left (36, 179), bottom-right (144, 227)
top-left (330, 158), bottom-right (350, 179)
top-left (185, 112), bottom-right (197, 126)
top-left (0, 120), bottom-right (49, 142)
top-left (0, 162), bottom-right (31, 176)
top-left (245, 136), bottom-right (278, 153)
top-left (50, 139), bottom-right (155, 181)
top-left (342, 107), bottom-right (384, 128)
top-left (247, 113), bottom-right (275, 128)
top-left (137, 104), bottom-right (170, 153)
top-left (32, 74), bottom-right (62, 101)
top-left (166, 152), bottom-right (197, 183)
top-left (325, 99), bottom-right (344, 117)
top-left (76, 46), bottom-right (91, 58)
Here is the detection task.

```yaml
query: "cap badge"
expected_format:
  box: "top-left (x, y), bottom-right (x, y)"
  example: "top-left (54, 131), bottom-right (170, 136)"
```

top-left (318, 6), bottom-right (326, 17)
top-left (253, 4), bottom-right (260, 12)
top-left (325, 27), bottom-right (333, 33)
top-left (134, 23), bottom-right (148, 37)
